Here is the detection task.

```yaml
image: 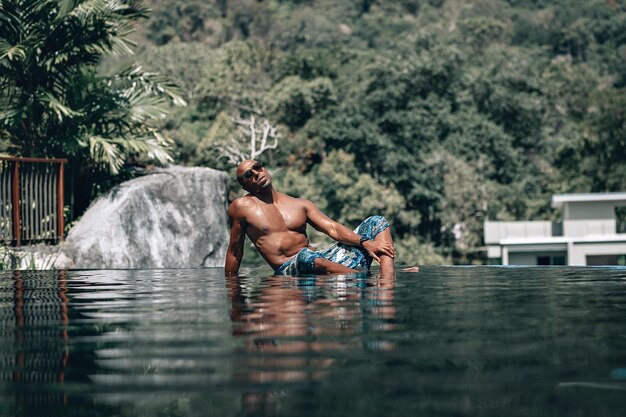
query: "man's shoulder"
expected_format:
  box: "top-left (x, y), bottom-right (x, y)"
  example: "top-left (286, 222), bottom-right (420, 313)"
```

top-left (228, 195), bottom-right (256, 215)
top-left (230, 194), bottom-right (252, 206)
top-left (276, 192), bottom-right (311, 207)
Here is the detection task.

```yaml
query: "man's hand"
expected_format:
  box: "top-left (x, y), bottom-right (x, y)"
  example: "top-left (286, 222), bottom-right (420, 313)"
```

top-left (362, 239), bottom-right (395, 263)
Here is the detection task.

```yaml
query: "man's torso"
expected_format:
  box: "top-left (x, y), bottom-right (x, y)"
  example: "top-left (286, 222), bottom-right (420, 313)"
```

top-left (234, 193), bottom-right (310, 268)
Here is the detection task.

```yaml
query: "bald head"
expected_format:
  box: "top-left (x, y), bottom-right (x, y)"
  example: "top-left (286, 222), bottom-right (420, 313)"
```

top-left (236, 160), bottom-right (271, 191)
top-left (236, 160), bottom-right (255, 187)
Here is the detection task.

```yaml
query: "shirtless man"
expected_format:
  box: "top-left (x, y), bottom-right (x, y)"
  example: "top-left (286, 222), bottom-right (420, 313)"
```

top-left (225, 159), bottom-right (398, 276)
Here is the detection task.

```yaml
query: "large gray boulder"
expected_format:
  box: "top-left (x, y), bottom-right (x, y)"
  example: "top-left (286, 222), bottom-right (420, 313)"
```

top-left (60, 166), bottom-right (230, 269)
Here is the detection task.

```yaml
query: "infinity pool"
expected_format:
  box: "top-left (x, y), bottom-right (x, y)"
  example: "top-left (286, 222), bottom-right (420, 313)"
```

top-left (1, 267), bottom-right (626, 416)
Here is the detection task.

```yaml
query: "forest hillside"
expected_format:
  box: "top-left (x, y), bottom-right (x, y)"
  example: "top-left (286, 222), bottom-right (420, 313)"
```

top-left (4, 0), bottom-right (625, 264)
top-left (129, 0), bottom-right (625, 264)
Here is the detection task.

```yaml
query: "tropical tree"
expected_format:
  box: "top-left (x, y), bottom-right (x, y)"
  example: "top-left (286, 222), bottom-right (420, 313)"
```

top-left (0, 0), bottom-right (185, 174)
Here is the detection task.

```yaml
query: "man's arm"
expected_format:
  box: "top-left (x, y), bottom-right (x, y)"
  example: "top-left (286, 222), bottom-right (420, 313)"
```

top-left (225, 201), bottom-right (246, 276)
top-left (303, 200), bottom-right (394, 262)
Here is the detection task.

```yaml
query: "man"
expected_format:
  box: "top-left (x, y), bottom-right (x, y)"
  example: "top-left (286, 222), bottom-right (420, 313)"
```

top-left (225, 159), bottom-right (398, 276)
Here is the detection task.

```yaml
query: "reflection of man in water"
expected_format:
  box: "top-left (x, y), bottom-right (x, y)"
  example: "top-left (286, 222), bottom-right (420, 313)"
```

top-left (225, 160), bottom-right (401, 276)
top-left (226, 273), bottom-right (397, 414)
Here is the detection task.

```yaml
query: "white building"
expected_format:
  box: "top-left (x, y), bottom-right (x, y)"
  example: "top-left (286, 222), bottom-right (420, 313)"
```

top-left (484, 193), bottom-right (626, 266)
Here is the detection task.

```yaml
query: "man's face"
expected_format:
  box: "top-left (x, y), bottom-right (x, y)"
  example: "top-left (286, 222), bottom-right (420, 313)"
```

top-left (237, 160), bottom-right (271, 191)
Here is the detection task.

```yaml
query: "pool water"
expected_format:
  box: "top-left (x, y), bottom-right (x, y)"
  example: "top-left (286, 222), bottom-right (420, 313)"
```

top-left (1, 266), bottom-right (626, 416)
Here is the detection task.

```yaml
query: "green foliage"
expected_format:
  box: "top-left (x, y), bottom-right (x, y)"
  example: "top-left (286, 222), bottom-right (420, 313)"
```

top-left (196, 41), bottom-right (272, 113)
top-left (146, 1), bottom-right (223, 45)
top-left (394, 235), bottom-right (447, 266)
top-left (91, 0), bottom-right (626, 263)
top-left (0, 245), bottom-right (60, 270)
top-left (275, 150), bottom-right (411, 228)
top-left (0, 0), bottom-right (185, 174)
top-left (135, 42), bottom-right (214, 100)
top-left (0, 246), bottom-right (15, 270)
top-left (458, 16), bottom-right (509, 51)
top-left (265, 76), bottom-right (337, 129)
top-left (565, 88), bottom-right (626, 192)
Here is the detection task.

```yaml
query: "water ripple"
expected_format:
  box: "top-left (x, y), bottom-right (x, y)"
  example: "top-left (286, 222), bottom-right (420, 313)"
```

top-left (2, 267), bottom-right (626, 416)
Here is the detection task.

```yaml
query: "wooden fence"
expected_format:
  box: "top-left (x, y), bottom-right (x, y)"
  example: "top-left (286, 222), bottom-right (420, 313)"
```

top-left (0, 157), bottom-right (66, 246)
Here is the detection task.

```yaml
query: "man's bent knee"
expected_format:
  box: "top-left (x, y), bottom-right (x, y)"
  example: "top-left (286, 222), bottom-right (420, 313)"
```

top-left (356, 215), bottom-right (390, 241)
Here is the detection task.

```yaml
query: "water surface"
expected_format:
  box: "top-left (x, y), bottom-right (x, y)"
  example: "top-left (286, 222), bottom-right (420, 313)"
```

top-left (1, 267), bottom-right (626, 416)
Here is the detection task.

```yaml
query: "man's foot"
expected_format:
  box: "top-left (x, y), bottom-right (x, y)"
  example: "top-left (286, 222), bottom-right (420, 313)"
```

top-left (400, 266), bottom-right (420, 272)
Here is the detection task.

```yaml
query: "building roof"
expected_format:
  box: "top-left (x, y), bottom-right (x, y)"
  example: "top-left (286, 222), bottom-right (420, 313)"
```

top-left (552, 192), bottom-right (626, 209)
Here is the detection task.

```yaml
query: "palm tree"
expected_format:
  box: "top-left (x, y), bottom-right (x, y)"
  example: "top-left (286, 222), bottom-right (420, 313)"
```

top-left (0, 0), bottom-right (186, 173)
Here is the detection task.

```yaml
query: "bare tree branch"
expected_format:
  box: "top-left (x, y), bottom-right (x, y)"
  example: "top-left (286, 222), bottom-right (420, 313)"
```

top-left (216, 114), bottom-right (280, 164)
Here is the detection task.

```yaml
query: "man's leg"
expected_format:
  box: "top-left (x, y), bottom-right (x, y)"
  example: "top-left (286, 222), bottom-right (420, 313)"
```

top-left (310, 216), bottom-right (398, 275)
top-left (373, 227), bottom-right (395, 278)
top-left (314, 257), bottom-right (360, 274)
top-left (293, 247), bottom-right (359, 275)
top-left (315, 215), bottom-right (395, 275)
top-left (353, 215), bottom-right (395, 276)
top-left (370, 229), bottom-right (419, 274)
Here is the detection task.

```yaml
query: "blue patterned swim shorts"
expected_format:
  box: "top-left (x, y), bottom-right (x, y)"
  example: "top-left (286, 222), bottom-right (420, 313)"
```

top-left (274, 215), bottom-right (390, 276)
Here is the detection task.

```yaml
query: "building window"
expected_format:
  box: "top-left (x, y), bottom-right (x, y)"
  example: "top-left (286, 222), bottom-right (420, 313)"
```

top-left (617, 207), bottom-right (626, 234)
top-left (537, 255), bottom-right (566, 266)
top-left (587, 255), bottom-right (626, 266)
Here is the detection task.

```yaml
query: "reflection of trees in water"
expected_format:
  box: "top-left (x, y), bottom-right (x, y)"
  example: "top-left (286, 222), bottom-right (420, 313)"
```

top-left (227, 273), bottom-right (396, 415)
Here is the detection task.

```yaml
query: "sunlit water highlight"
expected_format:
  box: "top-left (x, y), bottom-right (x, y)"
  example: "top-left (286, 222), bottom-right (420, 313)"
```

top-left (1, 266), bottom-right (626, 416)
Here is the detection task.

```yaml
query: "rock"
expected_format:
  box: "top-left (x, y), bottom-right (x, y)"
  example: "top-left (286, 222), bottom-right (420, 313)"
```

top-left (61, 166), bottom-right (230, 269)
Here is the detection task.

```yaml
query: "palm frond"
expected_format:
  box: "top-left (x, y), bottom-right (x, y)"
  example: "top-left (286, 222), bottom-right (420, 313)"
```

top-left (108, 35), bottom-right (137, 56)
top-left (86, 133), bottom-right (173, 174)
top-left (113, 0), bottom-right (150, 20)
top-left (56, 0), bottom-right (79, 19)
top-left (0, 4), bottom-right (21, 38)
top-left (66, 0), bottom-right (123, 22)
top-left (102, 65), bottom-right (187, 125)
top-left (111, 133), bottom-right (173, 165)
top-left (57, 0), bottom-right (144, 57)
top-left (64, 0), bottom-right (146, 29)
top-left (0, 106), bottom-right (19, 123)
top-left (117, 65), bottom-right (188, 107)
top-left (88, 135), bottom-right (124, 174)
top-left (123, 88), bottom-right (168, 122)
top-left (0, 38), bottom-right (25, 61)
top-left (41, 92), bottom-right (83, 121)
top-left (21, 0), bottom-right (54, 21)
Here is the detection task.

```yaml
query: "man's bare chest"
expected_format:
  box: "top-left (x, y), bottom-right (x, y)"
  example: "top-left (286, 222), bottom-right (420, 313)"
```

top-left (244, 202), bottom-right (307, 234)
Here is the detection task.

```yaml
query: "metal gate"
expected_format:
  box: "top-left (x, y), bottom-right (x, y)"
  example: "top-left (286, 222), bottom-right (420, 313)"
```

top-left (0, 157), bottom-right (66, 245)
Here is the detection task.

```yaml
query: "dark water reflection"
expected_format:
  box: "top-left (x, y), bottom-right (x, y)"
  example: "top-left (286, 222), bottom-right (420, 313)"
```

top-left (1, 267), bottom-right (626, 416)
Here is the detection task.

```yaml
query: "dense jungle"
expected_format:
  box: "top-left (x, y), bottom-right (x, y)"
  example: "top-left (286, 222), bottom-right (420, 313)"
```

top-left (2, 0), bottom-right (625, 264)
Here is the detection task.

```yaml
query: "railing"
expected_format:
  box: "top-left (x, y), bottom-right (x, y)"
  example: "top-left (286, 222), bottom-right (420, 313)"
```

top-left (0, 157), bottom-right (66, 246)
top-left (484, 221), bottom-right (553, 244)
top-left (563, 219), bottom-right (617, 237)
